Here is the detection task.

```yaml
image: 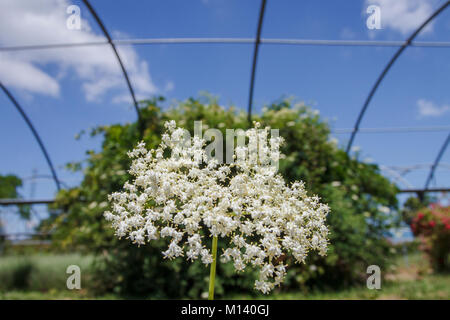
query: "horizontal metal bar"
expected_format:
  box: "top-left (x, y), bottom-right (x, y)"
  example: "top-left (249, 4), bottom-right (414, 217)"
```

top-left (387, 163), bottom-right (450, 171)
top-left (398, 188), bottom-right (450, 193)
top-left (332, 126), bottom-right (450, 134)
top-left (9, 240), bottom-right (52, 246)
top-left (0, 40), bottom-right (109, 51)
top-left (114, 37), bottom-right (255, 45)
top-left (0, 199), bottom-right (55, 206)
top-left (0, 232), bottom-right (51, 237)
top-left (262, 39), bottom-right (405, 46)
top-left (2, 38), bottom-right (450, 51)
top-left (2, 186), bottom-right (448, 207)
top-left (262, 39), bottom-right (450, 47)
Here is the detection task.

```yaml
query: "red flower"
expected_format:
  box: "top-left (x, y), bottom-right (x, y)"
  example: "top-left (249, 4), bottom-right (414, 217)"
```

top-left (429, 221), bottom-right (436, 228)
top-left (418, 213), bottom-right (424, 220)
top-left (445, 224), bottom-right (450, 230)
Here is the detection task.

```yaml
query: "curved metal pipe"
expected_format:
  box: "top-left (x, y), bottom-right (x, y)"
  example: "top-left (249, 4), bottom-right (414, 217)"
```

top-left (247, 0), bottom-right (267, 124)
top-left (424, 132), bottom-right (450, 190)
top-left (81, 0), bottom-right (142, 131)
top-left (0, 82), bottom-right (61, 191)
top-left (346, 1), bottom-right (450, 153)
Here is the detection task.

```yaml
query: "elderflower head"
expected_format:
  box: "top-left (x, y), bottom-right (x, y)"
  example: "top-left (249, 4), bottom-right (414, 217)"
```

top-left (104, 121), bottom-right (330, 294)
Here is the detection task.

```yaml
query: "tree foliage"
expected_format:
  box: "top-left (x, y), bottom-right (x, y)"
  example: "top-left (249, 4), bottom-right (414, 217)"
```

top-left (42, 96), bottom-right (399, 298)
top-left (0, 174), bottom-right (30, 220)
top-left (410, 204), bottom-right (450, 273)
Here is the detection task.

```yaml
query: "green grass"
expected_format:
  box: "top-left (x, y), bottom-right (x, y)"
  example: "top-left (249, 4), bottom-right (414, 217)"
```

top-left (1, 273), bottom-right (448, 300)
top-left (0, 290), bottom-right (116, 300)
top-left (1, 252), bottom-right (448, 300)
top-left (227, 274), bottom-right (450, 300)
top-left (228, 251), bottom-right (450, 300)
top-left (0, 254), bottom-right (94, 292)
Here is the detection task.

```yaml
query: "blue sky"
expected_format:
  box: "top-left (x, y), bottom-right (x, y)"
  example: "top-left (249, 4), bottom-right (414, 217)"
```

top-left (0, 0), bottom-right (449, 233)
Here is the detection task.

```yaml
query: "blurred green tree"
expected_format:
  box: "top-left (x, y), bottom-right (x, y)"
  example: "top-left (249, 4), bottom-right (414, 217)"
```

top-left (401, 195), bottom-right (434, 225)
top-left (0, 174), bottom-right (30, 219)
top-left (41, 96), bottom-right (399, 298)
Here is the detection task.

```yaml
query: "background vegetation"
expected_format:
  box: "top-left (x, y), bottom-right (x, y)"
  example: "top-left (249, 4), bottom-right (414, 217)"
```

top-left (1, 96), bottom-right (447, 299)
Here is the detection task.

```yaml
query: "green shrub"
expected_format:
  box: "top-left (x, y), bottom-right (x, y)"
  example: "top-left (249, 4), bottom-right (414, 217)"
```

top-left (0, 257), bottom-right (33, 290)
top-left (411, 204), bottom-right (450, 273)
top-left (0, 254), bottom-right (93, 292)
top-left (42, 96), bottom-right (399, 298)
top-left (0, 174), bottom-right (30, 219)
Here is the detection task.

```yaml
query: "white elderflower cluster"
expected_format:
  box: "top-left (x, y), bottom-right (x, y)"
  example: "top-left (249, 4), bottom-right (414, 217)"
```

top-left (104, 120), bottom-right (330, 294)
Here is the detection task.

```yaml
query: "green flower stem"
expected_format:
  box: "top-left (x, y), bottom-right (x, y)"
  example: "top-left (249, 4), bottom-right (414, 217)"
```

top-left (208, 235), bottom-right (218, 300)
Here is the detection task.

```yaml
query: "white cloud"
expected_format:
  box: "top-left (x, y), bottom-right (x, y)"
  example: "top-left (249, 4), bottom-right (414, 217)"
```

top-left (0, 56), bottom-right (59, 96)
top-left (417, 99), bottom-right (450, 117)
top-left (365, 0), bottom-right (435, 35)
top-left (0, 0), bottom-right (158, 102)
top-left (340, 27), bottom-right (357, 40)
top-left (164, 81), bottom-right (175, 93)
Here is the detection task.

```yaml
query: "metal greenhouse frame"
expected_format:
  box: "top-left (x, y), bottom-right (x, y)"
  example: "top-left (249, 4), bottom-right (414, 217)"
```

top-left (1, 0), bottom-right (449, 207)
